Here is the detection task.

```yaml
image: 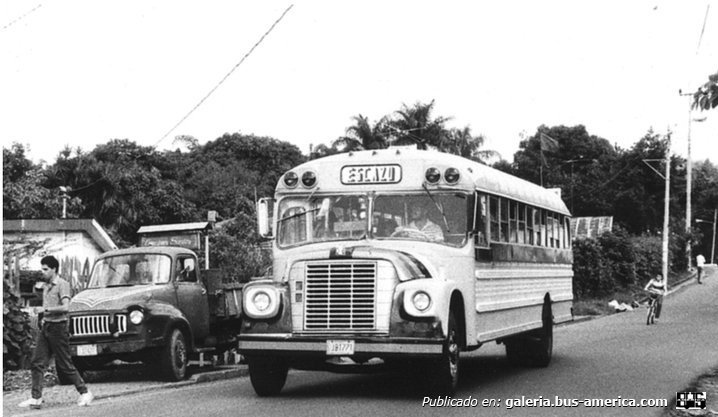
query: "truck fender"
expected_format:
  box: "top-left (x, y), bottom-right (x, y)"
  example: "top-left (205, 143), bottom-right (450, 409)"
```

top-left (145, 303), bottom-right (195, 351)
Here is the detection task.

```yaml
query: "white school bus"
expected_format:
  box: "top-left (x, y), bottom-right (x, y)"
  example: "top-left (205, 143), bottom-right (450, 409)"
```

top-left (239, 147), bottom-right (573, 396)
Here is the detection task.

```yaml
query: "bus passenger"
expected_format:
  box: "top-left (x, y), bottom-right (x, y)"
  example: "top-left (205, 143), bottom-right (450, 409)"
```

top-left (393, 205), bottom-right (444, 242)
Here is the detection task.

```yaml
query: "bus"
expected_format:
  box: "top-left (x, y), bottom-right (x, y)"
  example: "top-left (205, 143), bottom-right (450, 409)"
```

top-left (238, 147), bottom-right (573, 396)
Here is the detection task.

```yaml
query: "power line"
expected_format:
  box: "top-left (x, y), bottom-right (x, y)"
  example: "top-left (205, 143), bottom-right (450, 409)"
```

top-left (696, 4), bottom-right (710, 55)
top-left (156, 4), bottom-right (294, 147)
top-left (1, 4), bottom-right (42, 31)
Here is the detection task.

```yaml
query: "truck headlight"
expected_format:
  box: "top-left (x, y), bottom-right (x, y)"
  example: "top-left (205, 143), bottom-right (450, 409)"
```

top-left (244, 285), bottom-right (281, 319)
top-left (412, 291), bottom-right (431, 312)
top-left (253, 292), bottom-right (271, 312)
top-left (129, 310), bottom-right (144, 325)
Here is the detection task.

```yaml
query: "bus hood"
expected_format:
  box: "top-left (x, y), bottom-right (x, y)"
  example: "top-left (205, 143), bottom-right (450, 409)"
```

top-left (282, 245), bottom-right (432, 281)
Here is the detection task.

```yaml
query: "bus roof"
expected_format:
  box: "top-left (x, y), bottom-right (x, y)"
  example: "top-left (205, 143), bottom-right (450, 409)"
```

top-left (281, 148), bottom-right (570, 216)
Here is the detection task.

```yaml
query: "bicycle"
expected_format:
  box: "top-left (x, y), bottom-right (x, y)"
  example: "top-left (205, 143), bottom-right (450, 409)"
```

top-left (643, 289), bottom-right (662, 325)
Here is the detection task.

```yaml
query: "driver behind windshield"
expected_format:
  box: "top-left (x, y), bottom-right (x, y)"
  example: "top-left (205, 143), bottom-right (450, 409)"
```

top-left (394, 205), bottom-right (444, 242)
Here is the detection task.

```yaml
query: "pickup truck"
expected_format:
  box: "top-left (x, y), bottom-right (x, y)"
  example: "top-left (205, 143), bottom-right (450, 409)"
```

top-left (67, 246), bottom-right (242, 381)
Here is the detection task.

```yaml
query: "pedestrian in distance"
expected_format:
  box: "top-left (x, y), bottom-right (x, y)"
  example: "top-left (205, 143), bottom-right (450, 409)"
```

top-left (644, 274), bottom-right (666, 322)
top-left (18, 255), bottom-right (93, 409)
top-left (696, 253), bottom-right (706, 284)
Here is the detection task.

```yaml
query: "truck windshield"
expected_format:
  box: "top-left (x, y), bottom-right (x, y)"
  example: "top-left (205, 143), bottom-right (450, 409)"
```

top-left (88, 254), bottom-right (172, 288)
top-left (278, 195), bottom-right (369, 247)
top-left (277, 192), bottom-right (468, 248)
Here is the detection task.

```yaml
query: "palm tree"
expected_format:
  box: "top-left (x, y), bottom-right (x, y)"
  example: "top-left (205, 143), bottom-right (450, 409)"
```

top-left (441, 126), bottom-right (500, 163)
top-left (332, 114), bottom-right (389, 152)
top-left (388, 100), bottom-right (451, 149)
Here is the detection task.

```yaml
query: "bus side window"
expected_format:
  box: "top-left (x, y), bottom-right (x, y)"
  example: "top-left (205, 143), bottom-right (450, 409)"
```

top-left (474, 193), bottom-right (488, 247)
top-left (489, 196), bottom-right (499, 242)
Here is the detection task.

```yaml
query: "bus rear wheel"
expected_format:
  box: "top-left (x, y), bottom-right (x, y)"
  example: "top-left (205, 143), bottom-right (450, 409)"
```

top-left (505, 310), bottom-right (553, 367)
top-left (248, 356), bottom-right (288, 396)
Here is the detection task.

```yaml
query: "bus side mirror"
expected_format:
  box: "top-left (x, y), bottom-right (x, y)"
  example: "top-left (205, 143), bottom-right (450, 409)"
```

top-left (257, 198), bottom-right (275, 239)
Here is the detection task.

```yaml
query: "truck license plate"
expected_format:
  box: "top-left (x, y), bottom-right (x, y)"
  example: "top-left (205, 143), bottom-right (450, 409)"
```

top-left (76, 344), bottom-right (98, 356)
top-left (326, 340), bottom-right (354, 355)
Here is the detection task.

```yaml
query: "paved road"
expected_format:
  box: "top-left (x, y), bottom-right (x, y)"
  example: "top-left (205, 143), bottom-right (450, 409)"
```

top-left (10, 267), bottom-right (717, 417)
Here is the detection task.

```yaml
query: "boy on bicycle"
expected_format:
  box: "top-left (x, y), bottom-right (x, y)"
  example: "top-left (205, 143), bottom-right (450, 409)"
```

top-left (644, 274), bottom-right (666, 321)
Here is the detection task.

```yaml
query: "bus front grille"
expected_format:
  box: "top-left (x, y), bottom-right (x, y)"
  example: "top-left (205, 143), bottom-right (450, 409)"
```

top-left (71, 314), bottom-right (127, 337)
top-left (304, 262), bottom-right (377, 331)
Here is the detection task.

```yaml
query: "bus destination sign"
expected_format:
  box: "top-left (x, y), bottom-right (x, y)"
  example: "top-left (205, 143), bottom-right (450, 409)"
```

top-left (341, 164), bottom-right (401, 185)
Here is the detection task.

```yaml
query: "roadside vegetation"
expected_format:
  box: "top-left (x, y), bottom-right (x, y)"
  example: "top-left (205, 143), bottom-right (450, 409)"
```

top-left (4, 99), bottom-right (718, 375)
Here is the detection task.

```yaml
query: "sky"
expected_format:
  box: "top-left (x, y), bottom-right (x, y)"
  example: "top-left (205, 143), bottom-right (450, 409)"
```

top-left (1, 1), bottom-right (716, 166)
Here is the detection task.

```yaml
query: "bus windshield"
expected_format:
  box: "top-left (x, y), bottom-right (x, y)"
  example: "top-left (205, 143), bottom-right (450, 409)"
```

top-left (88, 254), bottom-right (172, 288)
top-left (277, 192), bottom-right (468, 247)
top-left (373, 193), bottom-right (468, 246)
top-left (278, 195), bottom-right (369, 247)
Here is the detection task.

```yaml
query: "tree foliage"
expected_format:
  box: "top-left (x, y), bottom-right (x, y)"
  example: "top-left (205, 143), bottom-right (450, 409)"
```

top-left (692, 70), bottom-right (718, 111)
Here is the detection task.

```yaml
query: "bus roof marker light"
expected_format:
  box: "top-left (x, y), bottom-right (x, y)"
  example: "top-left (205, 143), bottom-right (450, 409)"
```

top-left (301, 171), bottom-right (317, 188)
top-left (283, 171), bottom-right (298, 188)
top-left (425, 167), bottom-right (441, 184)
top-left (444, 167), bottom-right (460, 184)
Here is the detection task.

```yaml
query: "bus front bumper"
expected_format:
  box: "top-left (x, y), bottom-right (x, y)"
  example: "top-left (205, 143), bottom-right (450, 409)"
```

top-left (238, 334), bottom-right (444, 357)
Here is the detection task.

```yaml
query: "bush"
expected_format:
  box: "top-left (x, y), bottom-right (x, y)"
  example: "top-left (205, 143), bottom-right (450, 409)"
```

top-left (572, 231), bottom-right (664, 299)
top-left (3, 279), bottom-right (34, 370)
top-left (208, 213), bottom-right (271, 282)
top-left (598, 229), bottom-right (636, 287)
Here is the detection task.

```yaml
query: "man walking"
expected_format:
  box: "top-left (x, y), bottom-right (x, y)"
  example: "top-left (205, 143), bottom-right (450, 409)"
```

top-left (696, 253), bottom-right (706, 284)
top-left (18, 255), bottom-right (93, 409)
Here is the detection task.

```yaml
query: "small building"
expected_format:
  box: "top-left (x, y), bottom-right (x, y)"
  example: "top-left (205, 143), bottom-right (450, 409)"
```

top-left (3, 219), bottom-right (117, 303)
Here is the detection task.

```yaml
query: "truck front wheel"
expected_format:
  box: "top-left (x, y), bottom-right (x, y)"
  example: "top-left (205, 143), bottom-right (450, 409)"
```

top-left (248, 356), bottom-right (288, 396)
top-left (157, 328), bottom-right (188, 381)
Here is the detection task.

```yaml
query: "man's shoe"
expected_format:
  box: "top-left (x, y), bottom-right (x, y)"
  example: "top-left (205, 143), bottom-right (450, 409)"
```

top-left (77, 391), bottom-right (94, 407)
top-left (18, 398), bottom-right (42, 409)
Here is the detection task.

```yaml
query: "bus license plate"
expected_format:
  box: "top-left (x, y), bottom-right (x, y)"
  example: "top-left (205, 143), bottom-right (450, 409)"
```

top-left (76, 344), bottom-right (98, 356)
top-left (326, 340), bottom-right (355, 355)
top-left (341, 164), bottom-right (401, 185)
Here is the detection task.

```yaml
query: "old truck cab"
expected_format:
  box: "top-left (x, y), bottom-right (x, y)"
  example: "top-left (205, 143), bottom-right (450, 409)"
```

top-left (68, 222), bottom-right (242, 381)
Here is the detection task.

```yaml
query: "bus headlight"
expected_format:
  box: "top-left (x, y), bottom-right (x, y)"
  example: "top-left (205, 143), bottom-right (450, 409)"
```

top-left (244, 285), bottom-right (281, 319)
top-left (301, 171), bottom-right (317, 188)
top-left (425, 167), bottom-right (441, 184)
top-left (283, 171), bottom-right (298, 188)
top-left (412, 291), bottom-right (432, 312)
top-left (444, 167), bottom-right (460, 184)
top-left (129, 309), bottom-right (144, 325)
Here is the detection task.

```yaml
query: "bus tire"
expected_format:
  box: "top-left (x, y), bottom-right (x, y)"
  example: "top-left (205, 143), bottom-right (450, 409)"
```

top-left (430, 310), bottom-right (460, 395)
top-left (505, 307), bottom-right (553, 368)
top-left (157, 328), bottom-right (188, 381)
top-left (248, 356), bottom-right (288, 397)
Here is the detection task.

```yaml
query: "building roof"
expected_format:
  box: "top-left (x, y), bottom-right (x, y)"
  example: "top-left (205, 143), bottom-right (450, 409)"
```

top-left (3, 219), bottom-right (117, 251)
top-left (136, 222), bottom-right (213, 234)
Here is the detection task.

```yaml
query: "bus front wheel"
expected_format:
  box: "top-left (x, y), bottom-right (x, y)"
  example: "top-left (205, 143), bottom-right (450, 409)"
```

top-left (248, 356), bottom-right (288, 396)
top-left (430, 310), bottom-right (460, 395)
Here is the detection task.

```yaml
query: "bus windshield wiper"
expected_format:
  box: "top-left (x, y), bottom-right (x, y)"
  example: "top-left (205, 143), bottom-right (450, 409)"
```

top-left (422, 183), bottom-right (451, 233)
top-left (277, 207), bottom-right (320, 224)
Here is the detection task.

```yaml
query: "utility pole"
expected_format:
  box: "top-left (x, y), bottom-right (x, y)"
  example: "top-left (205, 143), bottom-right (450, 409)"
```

top-left (662, 144), bottom-right (671, 287)
top-left (679, 90), bottom-right (693, 272)
top-left (679, 89), bottom-right (707, 272)
top-left (643, 135), bottom-right (671, 286)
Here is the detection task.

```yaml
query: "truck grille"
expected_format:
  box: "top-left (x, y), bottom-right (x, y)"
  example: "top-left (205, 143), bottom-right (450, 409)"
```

top-left (304, 262), bottom-right (376, 331)
top-left (71, 315), bottom-right (127, 337)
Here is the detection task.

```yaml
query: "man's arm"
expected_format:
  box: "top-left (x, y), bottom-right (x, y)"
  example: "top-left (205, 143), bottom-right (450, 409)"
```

top-left (45, 297), bottom-right (70, 314)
